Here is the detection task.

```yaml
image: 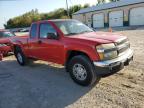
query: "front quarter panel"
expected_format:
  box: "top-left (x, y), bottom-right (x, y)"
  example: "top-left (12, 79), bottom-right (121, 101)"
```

top-left (63, 38), bottom-right (100, 62)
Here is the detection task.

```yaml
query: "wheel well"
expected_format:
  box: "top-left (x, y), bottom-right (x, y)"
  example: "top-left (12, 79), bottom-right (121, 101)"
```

top-left (13, 45), bottom-right (21, 55)
top-left (66, 50), bottom-right (91, 65)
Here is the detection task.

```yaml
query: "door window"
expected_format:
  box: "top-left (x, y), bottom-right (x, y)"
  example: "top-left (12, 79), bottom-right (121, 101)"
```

top-left (40, 23), bottom-right (56, 39)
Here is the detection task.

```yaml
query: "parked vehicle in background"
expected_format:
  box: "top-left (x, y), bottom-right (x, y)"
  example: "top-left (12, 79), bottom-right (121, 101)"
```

top-left (0, 29), bottom-right (15, 38)
top-left (0, 52), bottom-right (3, 61)
top-left (0, 29), bottom-right (15, 55)
top-left (0, 44), bottom-right (12, 56)
top-left (10, 19), bottom-right (133, 86)
top-left (0, 46), bottom-right (4, 61)
top-left (20, 28), bottom-right (29, 32)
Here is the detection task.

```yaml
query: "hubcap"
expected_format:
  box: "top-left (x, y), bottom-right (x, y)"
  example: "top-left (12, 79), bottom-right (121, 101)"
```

top-left (73, 63), bottom-right (87, 81)
top-left (17, 53), bottom-right (23, 63)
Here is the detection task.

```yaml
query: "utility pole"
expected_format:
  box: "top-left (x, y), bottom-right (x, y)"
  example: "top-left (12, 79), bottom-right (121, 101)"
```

top-left (66, 0), bottom-right (69, 17)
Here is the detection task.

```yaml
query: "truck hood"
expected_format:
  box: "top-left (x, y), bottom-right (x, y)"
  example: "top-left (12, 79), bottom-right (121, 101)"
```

top-left (68, 32), bottom-right (126, 44)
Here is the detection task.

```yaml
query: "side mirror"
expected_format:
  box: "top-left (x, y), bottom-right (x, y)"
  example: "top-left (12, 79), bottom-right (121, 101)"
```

top-left (47, 32), bottom-right (58, 39)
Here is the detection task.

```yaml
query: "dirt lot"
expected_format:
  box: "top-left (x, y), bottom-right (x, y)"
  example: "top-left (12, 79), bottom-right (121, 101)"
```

top-left (0, 30), bottom-right (144, 108)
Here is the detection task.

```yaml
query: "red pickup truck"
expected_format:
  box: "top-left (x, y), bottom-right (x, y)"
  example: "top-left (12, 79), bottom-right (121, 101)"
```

top-left (11, 19), bottom-right (133, 86)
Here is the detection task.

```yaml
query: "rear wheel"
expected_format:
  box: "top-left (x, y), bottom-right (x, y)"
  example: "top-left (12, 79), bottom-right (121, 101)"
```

top-left (67, 55), bottom-right (100, 86)
top-left (15, 46), bottom-right (29, 66)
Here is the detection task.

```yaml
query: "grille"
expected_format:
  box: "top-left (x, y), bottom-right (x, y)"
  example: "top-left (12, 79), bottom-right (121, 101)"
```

top-left (115, 38), bottom-right (130, 56)
top-left (116, 38), bottom-right (127, 46)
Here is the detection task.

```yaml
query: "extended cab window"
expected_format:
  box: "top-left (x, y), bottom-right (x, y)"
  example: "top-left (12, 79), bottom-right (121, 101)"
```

top-left (40, 23), bottom-right (56, 38)
top-left (30, 23), bottom-right (37, 38)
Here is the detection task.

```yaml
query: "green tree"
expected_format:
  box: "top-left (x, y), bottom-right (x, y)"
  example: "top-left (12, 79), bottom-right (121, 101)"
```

top-left (83, 4), bottom-right (90, 8)
top-left (97, 0), bottom-right (106, 5)
top-left (4, 4), bottom-right (89, 29)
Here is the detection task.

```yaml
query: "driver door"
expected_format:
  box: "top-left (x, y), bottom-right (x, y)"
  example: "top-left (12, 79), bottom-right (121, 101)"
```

top-left (36, 22), bottom-right (64, 64)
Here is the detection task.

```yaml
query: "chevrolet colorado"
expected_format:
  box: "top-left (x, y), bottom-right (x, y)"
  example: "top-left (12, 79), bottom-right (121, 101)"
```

top-left (11, 19), bottom-right (133, 86)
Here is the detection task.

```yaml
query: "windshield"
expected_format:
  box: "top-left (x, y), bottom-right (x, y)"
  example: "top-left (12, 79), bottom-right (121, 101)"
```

top-left (3, 31), bottom-right (15, 37)
top-left (54, 20), bottom-right (93, 36)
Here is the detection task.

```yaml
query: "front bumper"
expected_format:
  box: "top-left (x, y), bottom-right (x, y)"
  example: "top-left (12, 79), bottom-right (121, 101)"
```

top-left (93, 49), bottom-right (133, 76)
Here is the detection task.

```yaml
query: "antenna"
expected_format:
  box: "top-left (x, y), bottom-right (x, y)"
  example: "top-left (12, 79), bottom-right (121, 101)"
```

top-left (66, 0), bottom-right (69, 17)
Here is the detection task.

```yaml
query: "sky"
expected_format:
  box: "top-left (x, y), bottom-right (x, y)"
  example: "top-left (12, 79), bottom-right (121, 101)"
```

top-left (0, 0), bottom-right (102, 28)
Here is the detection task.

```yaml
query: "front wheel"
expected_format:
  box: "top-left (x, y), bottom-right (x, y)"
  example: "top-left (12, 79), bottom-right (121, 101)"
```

top-left (15, 47), bottom-right (28, 66)
top-left (67, 55), bottom-right (100, 86)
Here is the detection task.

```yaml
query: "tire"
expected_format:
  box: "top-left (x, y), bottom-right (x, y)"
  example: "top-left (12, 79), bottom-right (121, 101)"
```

top-left (67, 55), bottom-right (100, 86)
top-left (15, 46), bottom-right (28, 66)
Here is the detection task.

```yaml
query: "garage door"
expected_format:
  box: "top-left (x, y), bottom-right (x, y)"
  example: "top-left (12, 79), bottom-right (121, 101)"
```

top-left (130, 7), bottom-right (144, 26)
top-left (93, 13), bottom-right (104, 28)
top-left (109, 11), bottom-right (123, 27)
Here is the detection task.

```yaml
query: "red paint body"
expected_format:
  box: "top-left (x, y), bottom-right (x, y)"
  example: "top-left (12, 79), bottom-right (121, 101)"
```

top-left (10, 20), bottom-right (126, 65)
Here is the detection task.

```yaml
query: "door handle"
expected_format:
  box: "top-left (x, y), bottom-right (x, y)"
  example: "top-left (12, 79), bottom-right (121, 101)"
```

top-left (38, 40), bottom-right (42, 44)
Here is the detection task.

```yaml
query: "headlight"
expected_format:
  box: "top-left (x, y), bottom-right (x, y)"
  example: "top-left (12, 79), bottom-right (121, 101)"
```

top-left (96, 43), bottom-right (118, 60)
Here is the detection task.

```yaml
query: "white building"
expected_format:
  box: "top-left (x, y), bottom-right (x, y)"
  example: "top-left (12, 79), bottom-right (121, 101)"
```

top-left (73, 0), bottom-right (144, 28)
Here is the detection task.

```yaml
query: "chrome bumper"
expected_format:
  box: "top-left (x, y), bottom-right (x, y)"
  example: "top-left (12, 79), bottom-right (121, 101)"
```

top-left (93, 49), bottom-right (133, 68)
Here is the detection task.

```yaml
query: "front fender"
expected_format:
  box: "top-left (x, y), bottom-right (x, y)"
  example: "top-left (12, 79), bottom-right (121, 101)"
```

top-left (64, 44), bottom-right (100, 62)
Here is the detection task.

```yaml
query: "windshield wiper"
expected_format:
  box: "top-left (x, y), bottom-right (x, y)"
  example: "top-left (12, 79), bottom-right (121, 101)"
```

top-left (66, 33), bottom-right (78, 36)
top-left (66, 31), bottom-right (93, 36)
top-left (79, 31), bottom-right (93, 34)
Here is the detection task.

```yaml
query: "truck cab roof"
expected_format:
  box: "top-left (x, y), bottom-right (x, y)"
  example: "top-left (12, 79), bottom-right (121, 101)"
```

top-left (31, 19), bottom-right (77, 24)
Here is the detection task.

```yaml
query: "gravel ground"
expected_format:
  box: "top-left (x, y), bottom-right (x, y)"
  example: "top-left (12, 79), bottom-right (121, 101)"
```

top-left (0, 30), bottom-right (144, 108)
